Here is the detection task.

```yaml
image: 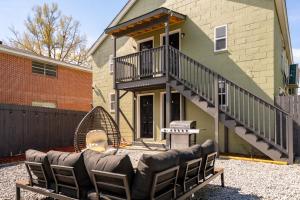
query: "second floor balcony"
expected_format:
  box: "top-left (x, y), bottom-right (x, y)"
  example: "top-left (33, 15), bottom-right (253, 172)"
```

top-left (115, 46), bottom-right (167, 90)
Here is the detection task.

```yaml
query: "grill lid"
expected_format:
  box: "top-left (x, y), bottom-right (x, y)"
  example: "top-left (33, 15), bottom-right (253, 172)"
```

top-left (169, 120), bottom-right (196, 129)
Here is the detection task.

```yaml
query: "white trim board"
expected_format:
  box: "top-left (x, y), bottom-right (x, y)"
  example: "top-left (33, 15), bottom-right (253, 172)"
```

top-left (136, 93), bottom-right (155, 140)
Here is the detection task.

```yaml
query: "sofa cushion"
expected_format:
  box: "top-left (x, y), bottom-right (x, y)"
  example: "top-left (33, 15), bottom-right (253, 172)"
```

top-left (131, 150), bottom-right (179, 199)
top-left (83, 149), bottom-right (118, 182)
top-left (200, 139), bottom-right (216, 174)
top-left (173, 148), bottom-right (197, 182)
top-left (201, 139), bottom-right (215, 156)
top-left (47, 151), bottom-right (91, 188)
top-left (90, 154), bottom-right (134, 197)
top-left (25, 149), bottom-right (53, 183)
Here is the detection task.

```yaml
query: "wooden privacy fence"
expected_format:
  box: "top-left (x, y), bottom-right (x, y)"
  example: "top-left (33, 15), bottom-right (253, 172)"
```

top-left (276, 96), bottom-right (300, 156)
top-left (0, 104), bottom-right (86, 157)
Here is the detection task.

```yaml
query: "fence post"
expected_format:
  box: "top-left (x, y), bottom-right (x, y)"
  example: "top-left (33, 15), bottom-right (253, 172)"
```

top-left (287, 115), bottom-right (294, 164)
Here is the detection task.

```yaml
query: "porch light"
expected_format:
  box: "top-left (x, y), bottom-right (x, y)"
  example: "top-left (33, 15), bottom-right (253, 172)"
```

top-left (181, 33), bottom-right (185, 39)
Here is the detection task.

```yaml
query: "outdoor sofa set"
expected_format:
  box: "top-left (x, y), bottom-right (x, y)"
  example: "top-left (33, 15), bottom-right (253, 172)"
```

top-left (16, 139), bottom-right (224, 200)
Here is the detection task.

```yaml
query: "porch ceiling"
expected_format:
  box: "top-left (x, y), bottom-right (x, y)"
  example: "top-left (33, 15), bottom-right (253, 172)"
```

top-left (105, 7), bottom-right (186, 38)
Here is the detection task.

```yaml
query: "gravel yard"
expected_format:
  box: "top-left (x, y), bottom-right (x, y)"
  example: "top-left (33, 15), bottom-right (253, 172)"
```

top-left (1, 149), bottom-right (300, 200)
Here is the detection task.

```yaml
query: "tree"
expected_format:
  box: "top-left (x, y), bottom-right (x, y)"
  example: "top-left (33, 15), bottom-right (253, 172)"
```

top-left (9, 3), bottom-right (87, 65)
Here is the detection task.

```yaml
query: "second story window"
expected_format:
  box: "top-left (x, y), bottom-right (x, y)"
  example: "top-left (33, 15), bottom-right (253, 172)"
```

top-left (214, 25), bottom-right (228, 52)
top-left (32, 62), bottom-right (57, 77)
top-left (109, 55), bottom-right (114, 74)
top-left (109, 93), bottom-right (116, 113)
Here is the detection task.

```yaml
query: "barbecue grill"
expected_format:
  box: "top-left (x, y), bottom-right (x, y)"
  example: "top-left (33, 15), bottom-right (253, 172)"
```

top-left (161, 121), bottom-right (200, 149)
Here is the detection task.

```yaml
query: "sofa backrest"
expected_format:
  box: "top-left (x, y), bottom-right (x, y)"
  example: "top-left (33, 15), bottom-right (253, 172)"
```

top-left (131, 150), bottom-right (179, 199)
top-left (47, 150), bottom-right (91, 188)
top-left (25, 149), bottom-right (54, 184)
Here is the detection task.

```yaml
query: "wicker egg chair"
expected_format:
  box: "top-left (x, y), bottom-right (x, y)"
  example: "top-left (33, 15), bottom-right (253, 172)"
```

top-left (74, 106), bottom-right (121, 152)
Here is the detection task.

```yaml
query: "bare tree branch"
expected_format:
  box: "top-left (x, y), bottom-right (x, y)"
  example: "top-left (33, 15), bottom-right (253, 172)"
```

top-left (8, 3), bottom-right (87, 64)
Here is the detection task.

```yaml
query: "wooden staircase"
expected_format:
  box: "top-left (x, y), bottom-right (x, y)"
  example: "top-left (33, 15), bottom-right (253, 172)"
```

top-left (167, 46), bottom-right (294, 163)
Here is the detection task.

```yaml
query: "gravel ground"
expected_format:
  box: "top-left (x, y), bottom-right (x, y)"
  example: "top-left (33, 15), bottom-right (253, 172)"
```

top-left (1, 149), bottom-right (300, 200)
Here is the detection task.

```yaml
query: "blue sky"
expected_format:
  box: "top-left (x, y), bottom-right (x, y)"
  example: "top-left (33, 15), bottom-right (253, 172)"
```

top-left (0, 0), bottom-right (299, 63)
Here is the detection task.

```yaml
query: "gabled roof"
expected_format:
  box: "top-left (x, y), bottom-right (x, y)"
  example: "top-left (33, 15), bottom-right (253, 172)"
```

top-left (0, 44), bottom-right (92, 73)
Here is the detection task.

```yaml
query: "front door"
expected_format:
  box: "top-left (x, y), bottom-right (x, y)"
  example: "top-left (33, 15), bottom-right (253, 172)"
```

top-left (163, 32), bottom-right (180, 76)
top-left (162, 32), bottom-right (180, 50)
top-left (139, 40), bottom-right (153, 78)
top-left (140, 95), bottom-right (153, 138)
top-left (163, 93), bottom-right (181, 128)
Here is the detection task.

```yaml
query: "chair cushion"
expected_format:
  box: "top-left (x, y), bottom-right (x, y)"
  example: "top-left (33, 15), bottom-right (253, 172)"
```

top-left (25, 149), bottom-right (54, 182)
top-left (131, 150), bottom-right (179, 199)
top-left (47, 150), bottom-right (91, 188)
top-left (83, 149), bottom-right (117, 182)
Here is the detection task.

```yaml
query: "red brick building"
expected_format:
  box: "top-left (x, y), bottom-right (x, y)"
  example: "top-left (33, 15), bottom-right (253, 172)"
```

top-left (0, 45), bottom-right (92, 111)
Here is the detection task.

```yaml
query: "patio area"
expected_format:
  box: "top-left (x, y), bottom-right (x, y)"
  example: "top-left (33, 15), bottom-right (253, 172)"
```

top-left (1, 148), bottom-right (300, 200)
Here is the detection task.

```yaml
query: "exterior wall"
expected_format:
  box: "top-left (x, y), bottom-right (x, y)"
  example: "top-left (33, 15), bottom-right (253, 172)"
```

top-left (91, 0), bottom-right (288, 155)
top-left (0, 52), bottom-right (92, 111)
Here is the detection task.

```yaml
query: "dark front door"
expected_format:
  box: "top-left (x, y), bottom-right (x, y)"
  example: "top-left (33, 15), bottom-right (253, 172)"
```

top-left (163, 32), bottom-right (180, 76)
top-left (140, 95), bottom-right (153, 138)
top-left (163, 93), bottom-right (181, 128)
top-left (139, 40), bottom-right (153, 78)
top-left (163, 32), bottom-right (180, 50)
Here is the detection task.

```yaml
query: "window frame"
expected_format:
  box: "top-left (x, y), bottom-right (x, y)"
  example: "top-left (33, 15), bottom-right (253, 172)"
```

top-left (214, 24), bottom-right (228, 52)
top-left (109, 54), bottom-right (114, 74)
top-left (109, 92), bottom-right (116, 113)
top-left (218, 80), bottom-right (228, 107)
top-left (32, 61), bottom-right (57, 77)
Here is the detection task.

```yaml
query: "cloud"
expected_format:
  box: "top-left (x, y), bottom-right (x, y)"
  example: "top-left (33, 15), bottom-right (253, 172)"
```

top-left (293, 48), bottom-right (300, 63)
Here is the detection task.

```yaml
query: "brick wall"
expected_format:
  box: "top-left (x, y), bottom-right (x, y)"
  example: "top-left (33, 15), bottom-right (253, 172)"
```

top-left (0, 52), bottom-right (92, 111)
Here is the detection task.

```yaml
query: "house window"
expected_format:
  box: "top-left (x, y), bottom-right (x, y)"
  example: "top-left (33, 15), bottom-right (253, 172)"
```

top-left (32, 101), bottom-right (56, 108)
top-left (218, 80), bottom-right (227, 106)
top-left (109, 55), bottom-right (114, 74)
top-left (32, 62), bottom-right (57, 77)
top-left (214, 25), bottom-right (227, 52)
top-left (109, 93), bottom-right (116, 113)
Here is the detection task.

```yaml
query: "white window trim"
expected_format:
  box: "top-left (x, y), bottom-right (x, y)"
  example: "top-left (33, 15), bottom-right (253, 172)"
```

top-left (136, 93), bottom-right (155, 141)
top-left (218, 80), bottom-right (229, 107)
top-left (109, 92), bottom-right (116, 113)
top-left (109, 54), bottom-right (114, 74)
top-left (32, 101), bottom-right (57, 108)
top-left (136, 36), bottom-right (154, 51)
top-left (159, 29), bottom-right (182, 50)
top-left (214, 24), bottom-right (228, 52)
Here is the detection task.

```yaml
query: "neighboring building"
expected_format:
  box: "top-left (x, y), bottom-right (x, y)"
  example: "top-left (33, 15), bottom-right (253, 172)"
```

top-left (89, 0), bottom-right (296, 163)
top-left (0, 44), bottom-right (92, 112)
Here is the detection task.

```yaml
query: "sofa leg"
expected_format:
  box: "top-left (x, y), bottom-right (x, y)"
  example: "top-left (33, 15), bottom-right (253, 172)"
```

top-left (221, 172), bottom-right (225, 187)
top-left (16, 186), bottom-right (20, 200)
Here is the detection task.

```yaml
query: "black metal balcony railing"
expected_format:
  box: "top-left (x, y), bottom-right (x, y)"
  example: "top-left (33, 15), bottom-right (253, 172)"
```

top-left (114, 45), bottom-right (293, 161)
top-left (115, 46), bottom-right (165, 82)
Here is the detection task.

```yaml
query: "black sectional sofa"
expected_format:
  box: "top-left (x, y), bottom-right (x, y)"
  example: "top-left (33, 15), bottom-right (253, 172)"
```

top-left (16, 140), bottom-right (224, 200)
